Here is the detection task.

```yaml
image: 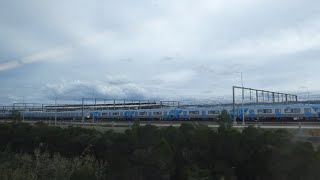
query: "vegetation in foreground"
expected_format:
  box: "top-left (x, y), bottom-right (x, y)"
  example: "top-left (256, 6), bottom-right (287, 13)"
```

top-left (1, 111), bottom-right (320, 180)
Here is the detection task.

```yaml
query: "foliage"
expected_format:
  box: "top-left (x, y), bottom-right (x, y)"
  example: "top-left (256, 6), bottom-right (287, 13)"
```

top-left (217, 109), bottom-right (233, 131)
top-left (10, 110), bottom-right (22, 123)
top-left (0, 150), bottom-right (107, 180)
top-left (0, 121), bottom-right (319, 180)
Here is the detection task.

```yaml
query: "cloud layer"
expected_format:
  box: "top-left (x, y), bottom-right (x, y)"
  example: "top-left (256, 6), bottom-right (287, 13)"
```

top-left (1, 0), bottom-right (320, 104)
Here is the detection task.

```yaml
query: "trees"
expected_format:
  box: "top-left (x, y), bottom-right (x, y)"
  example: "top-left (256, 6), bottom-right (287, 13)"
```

top-left (10, 110), bottom-right (22, 123)
top-left (0, 121), bottom-right (319, 179)
top-left (217, 109), bottom-right (233, 131)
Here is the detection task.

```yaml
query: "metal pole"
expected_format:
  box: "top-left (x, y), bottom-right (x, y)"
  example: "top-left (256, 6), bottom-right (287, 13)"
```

top-left (272, 92), bottom-right (275, 103)
top-left (242, 87), bottom-right (245, 125)
top-left (55, 98), bottom-right (57, 126)
top-left (241, 73), bottom-right (245, 125)
top-left (81, 98), bottom-right (84, 124)
top-left (233, 86), bottom-right (236, 123)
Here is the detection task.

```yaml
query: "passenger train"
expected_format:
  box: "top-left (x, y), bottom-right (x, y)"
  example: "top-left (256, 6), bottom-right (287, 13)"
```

top-left (2, 104), bottom-right (320, 122)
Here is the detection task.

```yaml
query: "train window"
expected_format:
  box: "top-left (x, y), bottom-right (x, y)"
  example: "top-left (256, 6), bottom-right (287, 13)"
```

top-left (208, 110), bottom-right (220, 115)
top-left (102, 113), bottom-right (108, 116)
top-left (293, 108), bottom-right (301, 113)
top-left (275, 109), bottom-right (281, 113)
top-left (257, 109), bottom-right (272, 114)
top-left (304, 108), bottom-right (311, 113)
top-left (189, 111), bottom-right (200, 115)
top-left (153, 112), bottom-right (162, 115)
top-left (112, 112), bottom-right (119, 116)
top-left (139, 112), bottom-right (147, 116)
top-left (285, 108), bottom-right (301, 113)
top-left (249, 109), bottom-right (255, 113)
top-left (314, 108), bottom-right (320, 112)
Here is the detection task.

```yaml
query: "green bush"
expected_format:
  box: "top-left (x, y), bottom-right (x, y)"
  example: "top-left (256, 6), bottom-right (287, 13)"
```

top-left (0, 122), bottom-right (319, 180)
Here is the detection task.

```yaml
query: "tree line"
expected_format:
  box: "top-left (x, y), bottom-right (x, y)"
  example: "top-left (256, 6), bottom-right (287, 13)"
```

top-left (0, 111), bottom-right (319, 179)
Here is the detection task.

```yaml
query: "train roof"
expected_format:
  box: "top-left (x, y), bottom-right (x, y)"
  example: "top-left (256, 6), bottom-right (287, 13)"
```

top-left (240, 104), bottom-right (320, 109)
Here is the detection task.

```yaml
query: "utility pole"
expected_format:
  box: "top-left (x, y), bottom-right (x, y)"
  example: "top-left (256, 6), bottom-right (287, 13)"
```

top-left (240, 72), bottom-right (245, 126)
top-left (232, 72), bottom-right (245, 125)
top-left (233, 86), bottom-right (236, 124)
top-left (82, 98), bottom-right (84, 124)
top-left (55, 98), bottom-right (57, 126)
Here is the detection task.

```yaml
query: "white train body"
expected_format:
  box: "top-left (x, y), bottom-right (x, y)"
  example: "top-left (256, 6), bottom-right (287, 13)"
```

top-left (2, 104), bottom-right (320, 122)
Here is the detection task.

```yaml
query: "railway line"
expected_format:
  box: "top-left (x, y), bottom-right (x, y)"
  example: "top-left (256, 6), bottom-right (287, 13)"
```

top-left (3, 120), bottom-right (320, 129)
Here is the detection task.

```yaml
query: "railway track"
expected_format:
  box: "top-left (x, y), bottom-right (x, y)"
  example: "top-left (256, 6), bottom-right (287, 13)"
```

top-left (2, 120), bottom-right (320, 129)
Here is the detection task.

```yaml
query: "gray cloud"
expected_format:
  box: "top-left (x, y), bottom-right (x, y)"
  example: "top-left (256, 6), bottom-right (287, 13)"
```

top-left (44, 79), bottom-right (148, 101)
top-left (1, 0), bottom-right (320, 104)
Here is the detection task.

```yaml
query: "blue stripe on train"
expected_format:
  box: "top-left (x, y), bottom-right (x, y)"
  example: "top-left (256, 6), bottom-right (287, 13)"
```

top-left (249, 111), bottom-right (255, 118)
top-left (202, 111), bottom-right (206, 119)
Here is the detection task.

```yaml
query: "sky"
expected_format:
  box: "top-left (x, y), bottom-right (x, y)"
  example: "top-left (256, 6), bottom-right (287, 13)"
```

top-left (1, 0), bottom-right (320, 105)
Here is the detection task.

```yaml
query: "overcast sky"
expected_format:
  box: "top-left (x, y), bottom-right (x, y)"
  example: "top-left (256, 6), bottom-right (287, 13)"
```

top-left (1, 0), bottom-right (320, 105)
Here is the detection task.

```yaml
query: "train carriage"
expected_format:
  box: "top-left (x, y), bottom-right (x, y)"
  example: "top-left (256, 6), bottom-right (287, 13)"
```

top-left (2, 103), bottom-right (320, 123)
top-left (237, 104), bottom-right (320, 122)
